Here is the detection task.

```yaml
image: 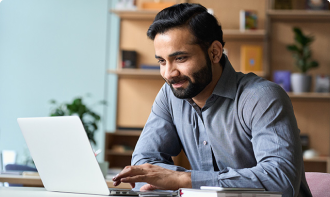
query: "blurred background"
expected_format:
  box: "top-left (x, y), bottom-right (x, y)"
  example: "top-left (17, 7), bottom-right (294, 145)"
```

top-left (0, 0), bottom-right (119, 164)
top-left (1, 0), bottom-right (330, 177)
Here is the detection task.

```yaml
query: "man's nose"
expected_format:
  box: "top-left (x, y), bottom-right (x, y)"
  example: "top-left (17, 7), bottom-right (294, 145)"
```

top-left (162, 63), bottom-right (179, 80)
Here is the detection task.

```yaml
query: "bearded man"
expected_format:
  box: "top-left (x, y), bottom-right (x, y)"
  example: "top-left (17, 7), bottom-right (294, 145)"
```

top-left (113, 3), bottom-right (312, 197)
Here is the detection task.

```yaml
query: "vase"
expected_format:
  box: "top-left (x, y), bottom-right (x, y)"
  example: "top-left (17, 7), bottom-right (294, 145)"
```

top-left (291, 73), bottom-right (312, 93)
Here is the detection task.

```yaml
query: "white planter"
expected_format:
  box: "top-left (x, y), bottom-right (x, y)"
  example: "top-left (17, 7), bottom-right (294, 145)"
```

top-left (291, 73), bottom-right (312, 93)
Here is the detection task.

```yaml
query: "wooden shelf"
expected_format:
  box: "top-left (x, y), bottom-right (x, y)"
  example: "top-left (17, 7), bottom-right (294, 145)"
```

top-left (108, 68), bottom-right (161, 78)
top-left (287, 92), bottom-right (330, 99)
top-left (223, 29), bottom-right (266, 40)
top-left (106, 130), bottom-right (142, 136)
top-left (110, 9), bottom-right (158, 19)
top-left (106, 150), bottom-right (134, 156)
top-left (267, 10), bottom-right (330, 20)
top-left (304, 156), bottom-right (330, 162)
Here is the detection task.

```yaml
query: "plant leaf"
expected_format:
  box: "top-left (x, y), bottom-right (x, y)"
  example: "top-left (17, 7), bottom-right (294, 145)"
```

top-left (307, 61), bottom-right (319, 70)
top-left (287, 45), bottom-right (299, 52)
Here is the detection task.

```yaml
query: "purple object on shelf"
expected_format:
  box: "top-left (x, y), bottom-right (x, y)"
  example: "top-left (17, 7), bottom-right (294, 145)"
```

top-left (273, 70), bottom-right (291, 92)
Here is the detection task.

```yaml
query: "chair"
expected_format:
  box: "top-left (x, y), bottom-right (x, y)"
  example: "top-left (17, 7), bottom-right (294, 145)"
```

top-left (305, 172), bottom-right (330, 197)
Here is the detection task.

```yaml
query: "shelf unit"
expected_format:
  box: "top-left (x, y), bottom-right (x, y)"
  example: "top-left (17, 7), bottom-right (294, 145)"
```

top-left (104, 130), bottom-right (141, 169)
top-left (106, 0), bottom-right (330, 172)
top-left (268, 5), bottom-right (330, 174)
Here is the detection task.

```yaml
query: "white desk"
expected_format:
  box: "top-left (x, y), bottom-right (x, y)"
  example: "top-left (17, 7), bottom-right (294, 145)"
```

top-left (0, 187), bottom-right (128, 197)
top-left (0, 174), bottom-right (131, 189)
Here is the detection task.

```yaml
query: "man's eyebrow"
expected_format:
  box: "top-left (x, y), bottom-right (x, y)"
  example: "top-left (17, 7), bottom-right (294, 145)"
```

top-left (155, 51), bottom-right (189, 59)
top-left (169, 51), bottom-right (189, 57)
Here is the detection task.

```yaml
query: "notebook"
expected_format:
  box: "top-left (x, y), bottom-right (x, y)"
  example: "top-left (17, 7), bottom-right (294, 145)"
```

top-left (17, 116), bottom-right (138, 196)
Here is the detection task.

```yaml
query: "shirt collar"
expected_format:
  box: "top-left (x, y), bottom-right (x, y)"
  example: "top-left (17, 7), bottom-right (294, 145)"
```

top-left (212, 55), bottom-right (237, 100)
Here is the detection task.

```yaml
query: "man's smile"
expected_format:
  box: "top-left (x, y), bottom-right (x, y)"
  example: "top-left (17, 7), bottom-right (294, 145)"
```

top-left (171, 79), bottom-right (188, 88)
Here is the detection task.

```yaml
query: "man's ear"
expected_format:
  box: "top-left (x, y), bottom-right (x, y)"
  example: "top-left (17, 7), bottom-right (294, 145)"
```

top-left (209, 40), bottom-right (223, 64)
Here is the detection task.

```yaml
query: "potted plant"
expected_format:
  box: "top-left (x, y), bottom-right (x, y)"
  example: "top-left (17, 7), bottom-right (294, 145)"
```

top-left (287, 27), bottom-right (319, 93)
top-left (49, 95), bottom-right (106, 146)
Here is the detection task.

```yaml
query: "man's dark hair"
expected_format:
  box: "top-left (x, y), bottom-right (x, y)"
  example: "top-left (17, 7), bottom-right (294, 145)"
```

top-left (147, 3), bottom-right (226, 66)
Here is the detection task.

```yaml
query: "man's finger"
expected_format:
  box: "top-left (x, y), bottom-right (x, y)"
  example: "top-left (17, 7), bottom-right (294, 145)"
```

top-left (120, 174), bottom-right (147, 183)
top-left (130, 182), bottom-right (135, 188)
top-left (113, 166), bottom-right (145, 182)
top-left (140, 184), bottom-right (159, 191)
top-left (113, 180), bottom-right (119, 186)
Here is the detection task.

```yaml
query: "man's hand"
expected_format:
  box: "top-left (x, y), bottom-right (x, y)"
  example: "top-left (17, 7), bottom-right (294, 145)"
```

top-left (112, 163), bottom-right (192, 191)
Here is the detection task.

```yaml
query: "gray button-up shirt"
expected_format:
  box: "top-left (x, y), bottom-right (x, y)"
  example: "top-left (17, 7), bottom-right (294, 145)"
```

top-left (132, 58), bottom-right (312, 197)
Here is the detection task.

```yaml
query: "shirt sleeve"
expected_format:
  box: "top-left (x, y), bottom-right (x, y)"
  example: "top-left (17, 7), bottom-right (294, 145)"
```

top-left (131, 84), bottom-right (188, 171)
top-left (191, 84), bottom-right (307, 197)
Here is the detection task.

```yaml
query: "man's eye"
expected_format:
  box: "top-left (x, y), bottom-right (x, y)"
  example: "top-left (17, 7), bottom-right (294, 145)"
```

top-left (176, 56), bottom-right (187, 62)
top-left (158, 59), bottom-right (165, 65)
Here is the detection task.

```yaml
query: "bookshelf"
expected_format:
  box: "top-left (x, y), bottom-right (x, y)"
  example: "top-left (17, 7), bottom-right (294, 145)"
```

top-left (104, 131), bottom-right (141, 169)
top-left (268, 2), bottom-right (330, 173)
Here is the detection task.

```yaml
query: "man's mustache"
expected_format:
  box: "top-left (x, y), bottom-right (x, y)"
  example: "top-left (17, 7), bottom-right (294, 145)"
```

top-left (165, 76), bottom-right (190, 85)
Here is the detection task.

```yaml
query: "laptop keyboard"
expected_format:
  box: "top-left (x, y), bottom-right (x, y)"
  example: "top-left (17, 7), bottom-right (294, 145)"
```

top-left (108, 189), bottom-right (178, 196)
top-left (109, 189), bottom-right (138, 196)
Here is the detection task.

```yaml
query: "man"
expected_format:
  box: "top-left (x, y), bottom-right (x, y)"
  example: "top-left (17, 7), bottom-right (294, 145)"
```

top-left (113, 3), bottom-right (312, 197)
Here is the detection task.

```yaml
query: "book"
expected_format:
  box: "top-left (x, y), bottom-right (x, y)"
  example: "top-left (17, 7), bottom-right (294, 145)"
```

top-left (240, 45), bottom-right (263, 73)
top-left (179, 188), bottom-right (282, 197)
top-left (140, 64), bottom-right (160, 70)
top-left (274, 0), bottom-right (293, 9)
top-left (273, 70), bottom-right (291, 92)
top-left (200, 186), bottom-right (265, 191)
top-left (122, 50), bottom-right (137, 68)
top-left (240, 10), bottom-right (258, 31)
top-left (315, 75), bottom-right (330, 92)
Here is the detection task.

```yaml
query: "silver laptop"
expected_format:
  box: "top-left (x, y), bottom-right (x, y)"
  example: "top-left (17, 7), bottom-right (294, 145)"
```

top-left (17, 116), bottom-right (138, 196)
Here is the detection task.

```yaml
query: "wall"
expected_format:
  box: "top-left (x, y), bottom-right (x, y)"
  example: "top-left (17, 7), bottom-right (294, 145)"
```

top-left (0, 0), bottom-right (115, 163)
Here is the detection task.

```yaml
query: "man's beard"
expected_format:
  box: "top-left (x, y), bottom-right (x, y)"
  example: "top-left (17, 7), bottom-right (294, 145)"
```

top-left (164, 56), bottom-right (213, 99)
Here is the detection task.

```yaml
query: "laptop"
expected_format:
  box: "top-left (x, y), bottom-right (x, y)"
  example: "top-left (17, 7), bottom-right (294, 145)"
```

top-left (17, 116), bottom-right (138, 196)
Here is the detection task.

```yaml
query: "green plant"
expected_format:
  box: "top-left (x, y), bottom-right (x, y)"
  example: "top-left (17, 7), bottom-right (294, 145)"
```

top-left (286, 27), bottom-right (319, 73)
top-left (49, 95), bottom-right (106, 146)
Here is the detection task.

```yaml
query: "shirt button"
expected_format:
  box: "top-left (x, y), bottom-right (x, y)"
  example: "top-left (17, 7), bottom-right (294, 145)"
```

top-left (203, 141), bottom-right (207, 145)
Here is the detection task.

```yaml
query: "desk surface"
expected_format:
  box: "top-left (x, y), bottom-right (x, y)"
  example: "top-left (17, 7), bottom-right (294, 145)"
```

top-left (0, 174), bottom-right (131, 189)
top-left (0, 187), bottom-right (129, 197)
